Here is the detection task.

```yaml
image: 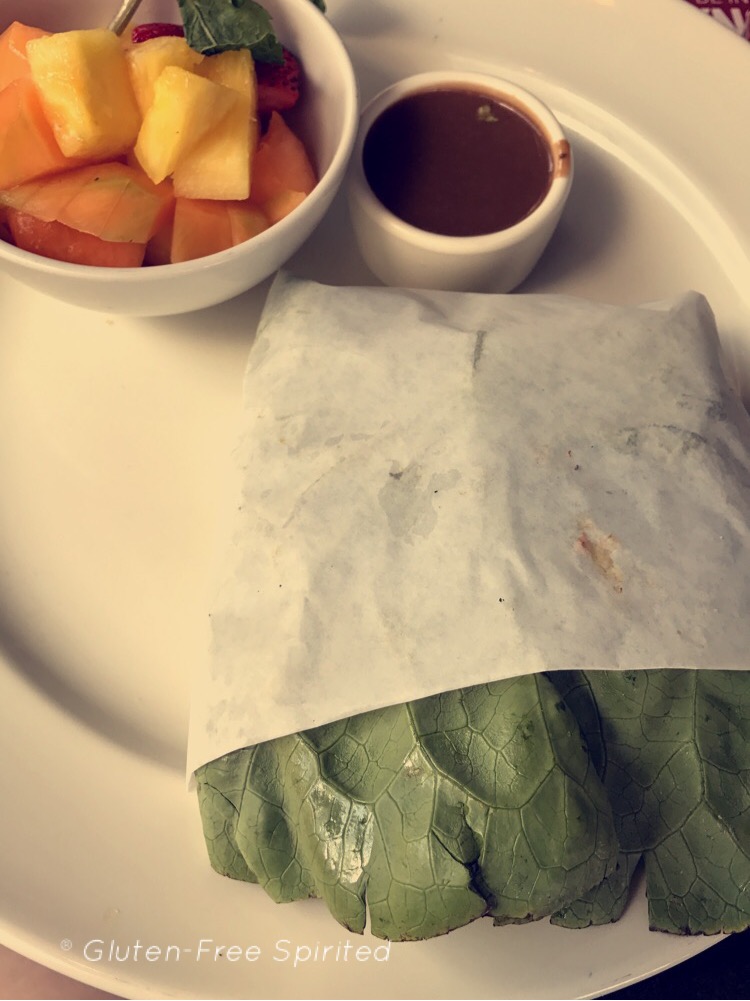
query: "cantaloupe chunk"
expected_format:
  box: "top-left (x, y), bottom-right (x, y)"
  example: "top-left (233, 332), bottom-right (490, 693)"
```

top-left (262, 189), bottom-right (307, 224)
top-left (6, 208), bottom-right (146, 266)
top-left (144, 207), bottom-right (175, 265)
top-left (134, 66), bottom-right (237, 185)
top-left (125, 35), bottom-right (204, 115)
top-left (171, 198), bottom-right (233, 262)
top-left (0, 162), bottom-right (173, 243)
top-left (0, 21), bottom-right (50, 91)
top-left (138, 172), bottom-right (176, 265)
top-left (250, 111), bottom-right (316, 204)
top-left (0, 77), bottom-right (81, 189)
top-left (27, 29), bottom-right (141, 159)
top-left (227, 202), bottom-right (268, 244)
top-left (170, 197), bottom-right (268, 262)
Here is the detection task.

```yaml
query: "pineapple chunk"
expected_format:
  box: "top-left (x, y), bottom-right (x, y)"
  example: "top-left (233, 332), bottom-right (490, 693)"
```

top-left (199, 49), bottom-right (255, 96)
top-left (125, 36), bottom-right (204, 115)
top-left (134, 66), bottom-right (236, 184)
top-left (173, 94), bottom-right (253, 200)
top-left (173, 49), bottom-right (259, 201)
top-left (26, 29), bottom-right (140, 159)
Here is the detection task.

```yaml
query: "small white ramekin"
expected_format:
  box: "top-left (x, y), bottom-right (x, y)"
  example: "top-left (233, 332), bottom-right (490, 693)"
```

top-left (347, 71), bottom-right (573, 293)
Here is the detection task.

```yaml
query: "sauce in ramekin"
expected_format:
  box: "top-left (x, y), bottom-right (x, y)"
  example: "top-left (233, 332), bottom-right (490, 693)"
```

top-left (362, 87), bottom-right (553, 237)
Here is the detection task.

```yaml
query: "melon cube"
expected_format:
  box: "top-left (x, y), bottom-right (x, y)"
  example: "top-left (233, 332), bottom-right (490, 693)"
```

top-left (227, 202), bottom-right (268, 244)
top-left (250, 111), bottom-right (316, 204)
top-left (0, 77), bottom-right (77, 188)
top-left (0, 205), bottom-right (10, 243)
top-left (0, 21), bottom-right (50, 91)
top-left (0, 162), bottom-right (174, 244)
top-left (125, 35), bottom-right (204, 115)
top-left (263, 189), bottom-right (307, 224)
top-left (26, 29), bottom-right (141, 159)
top-left (134, 66), bottom-right (236, 184)
top-left (6, 209), bottom-right (146, 267)
top-left (170, 198), bottom-right (234, 262)
top-left (170, 196), bottom-right (268, 262)
top-left (144, 207), bottom-right (175, 266)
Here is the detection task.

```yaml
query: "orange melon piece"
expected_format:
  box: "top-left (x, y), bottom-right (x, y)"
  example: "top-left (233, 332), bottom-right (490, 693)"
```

top-left (0, 77), bottom-right (81, 188)
top-left (0, 21), bottom-right (50, 91)
top-left (250, 111), bottom-right (316, 204)
top-left (227, 202), bottom-right (268, 243)
top-left (263, 189), bottom-right (307, 224)
top-left (144, 216), bottom-right (174, 265)
top-left (0, 162), bottom-right (174, 243)
top-left (6, 208), bottom-right (146, 267)
top-left (170, 198), bottom-right (233, 262)
top-left (170, 197), bottom-right (268, 262)
top-left (144, 198), bottom-right (176, 266)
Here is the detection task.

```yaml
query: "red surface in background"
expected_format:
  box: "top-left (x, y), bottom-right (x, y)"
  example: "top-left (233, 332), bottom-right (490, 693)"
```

top-left (682, 0), bottom-right (750, 38)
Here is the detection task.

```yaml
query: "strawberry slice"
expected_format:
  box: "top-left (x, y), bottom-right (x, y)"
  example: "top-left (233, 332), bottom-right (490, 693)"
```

top-left (131, 22), bottom-right (185, 44)
top-left (256, 47), bottom-right (301, 114)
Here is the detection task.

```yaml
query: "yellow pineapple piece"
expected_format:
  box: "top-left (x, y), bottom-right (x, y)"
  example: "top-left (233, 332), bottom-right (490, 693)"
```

top-left (173, 95), bottom-right (253, 200)
top-left (26, 29), bottom-right (140, 159)
top-left (134, 66), bottom-right (236, 185)
top-left (125, 36), bottom-right (204, 115)
top-left (173, 49), bottom-right (259, 201)
top-left (199, 48), bottom-right (255, 95)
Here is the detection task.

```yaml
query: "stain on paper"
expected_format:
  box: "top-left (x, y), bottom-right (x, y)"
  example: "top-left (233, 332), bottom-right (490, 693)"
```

top-left (576, 518), bottom-right (623, 593)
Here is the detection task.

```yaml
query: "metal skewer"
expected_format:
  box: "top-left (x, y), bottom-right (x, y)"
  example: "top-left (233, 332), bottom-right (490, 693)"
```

top-left (108, 0), bottom-right (144, 34)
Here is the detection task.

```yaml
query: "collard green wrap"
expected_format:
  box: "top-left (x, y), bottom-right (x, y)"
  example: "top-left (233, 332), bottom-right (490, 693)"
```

top-left (197, 669), bottom-right (750, 938)
top-left (191, 275), bottom-right (750, 938)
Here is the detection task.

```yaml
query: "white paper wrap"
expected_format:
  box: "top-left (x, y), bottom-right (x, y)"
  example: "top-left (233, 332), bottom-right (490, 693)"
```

top-left (188, 274), bottom-right (750, 775)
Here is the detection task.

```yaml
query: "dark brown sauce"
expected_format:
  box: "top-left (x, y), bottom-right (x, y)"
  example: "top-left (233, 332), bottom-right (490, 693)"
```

top-left (362, 87), bottom-right (553, 237)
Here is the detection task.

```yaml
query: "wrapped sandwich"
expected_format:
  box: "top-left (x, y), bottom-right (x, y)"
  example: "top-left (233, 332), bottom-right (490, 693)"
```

top-left (191, 275), bottom-right (750, 940)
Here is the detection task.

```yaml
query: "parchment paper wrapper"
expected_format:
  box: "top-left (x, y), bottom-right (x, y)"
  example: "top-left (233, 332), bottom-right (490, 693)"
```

top-left (188, 274), bottom-right (750, 776)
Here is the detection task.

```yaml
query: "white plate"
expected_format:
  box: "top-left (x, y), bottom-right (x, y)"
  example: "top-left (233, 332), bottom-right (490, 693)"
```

top-left (1, 1), bottom-right (748, 998)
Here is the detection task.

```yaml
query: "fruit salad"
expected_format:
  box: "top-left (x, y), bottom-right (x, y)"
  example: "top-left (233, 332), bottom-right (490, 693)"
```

top-left (0, 18), bottom-right (317, 267)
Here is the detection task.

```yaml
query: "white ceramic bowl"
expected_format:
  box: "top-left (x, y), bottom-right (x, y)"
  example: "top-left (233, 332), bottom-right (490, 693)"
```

top-left (0, 0), bottom-right (358, 315)
top-left (348, 71), bottom-right (573, 293)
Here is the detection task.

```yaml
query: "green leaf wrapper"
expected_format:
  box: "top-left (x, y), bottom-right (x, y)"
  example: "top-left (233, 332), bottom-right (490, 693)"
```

top-left (196, 669), bottom-right (750, 940)
top-left (550, 670), bottom-right (750, 935)
top-left (196, 674), bottom-right (618, 940)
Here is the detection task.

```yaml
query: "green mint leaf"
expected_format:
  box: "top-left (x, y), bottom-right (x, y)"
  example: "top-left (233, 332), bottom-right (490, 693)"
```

top-left (195, 675), bottom-right (618, 940)
top-left (177, 0), bottom-right (283, 60)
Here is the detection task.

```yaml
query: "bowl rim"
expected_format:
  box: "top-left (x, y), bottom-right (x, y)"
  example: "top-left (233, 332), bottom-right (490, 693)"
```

top-left (0, 0), bottom-right (359, 282)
